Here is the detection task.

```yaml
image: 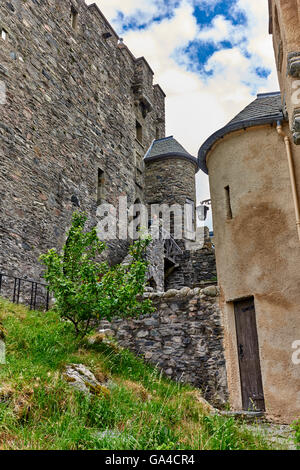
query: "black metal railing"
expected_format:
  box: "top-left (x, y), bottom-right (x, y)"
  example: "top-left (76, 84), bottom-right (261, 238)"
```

top-left (0, 273), bottom-right (50, 311)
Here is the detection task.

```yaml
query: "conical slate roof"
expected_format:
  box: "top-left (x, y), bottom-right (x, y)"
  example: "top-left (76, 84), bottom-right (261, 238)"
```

top-left (198, 92), bottom-right (283, 174)
top-left (144, 136), bottom-right (198, 167)
top-left (227, 92), bottom-right (282, 125)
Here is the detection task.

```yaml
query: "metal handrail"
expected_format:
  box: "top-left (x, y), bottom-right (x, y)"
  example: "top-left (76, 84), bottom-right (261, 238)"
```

top-left (0, 273), bottom-right (49, 311)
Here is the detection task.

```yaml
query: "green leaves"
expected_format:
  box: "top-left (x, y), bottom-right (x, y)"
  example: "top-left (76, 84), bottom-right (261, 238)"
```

top-left (40, 212), bottom-right (153, 336)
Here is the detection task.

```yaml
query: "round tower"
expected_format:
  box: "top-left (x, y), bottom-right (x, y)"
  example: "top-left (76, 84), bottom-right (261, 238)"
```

top-left (144, 136), bottom-right (198, 239)
top-left (144, 136), bottom-right (197, 207)
top-left (144, 136), bottom-right (201, 291)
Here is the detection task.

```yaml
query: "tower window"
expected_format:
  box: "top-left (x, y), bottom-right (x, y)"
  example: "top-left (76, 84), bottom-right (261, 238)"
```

top-left (70, 6), bottom-right (79, 30)
top-left (170, 212), bottom-right (175, 238)
top-left (225, 185), bottom-right (233, 220)
top-left (136, 120), bottom-right (143, 143)
top-left (156, 127), bottom-right (160, 140)
top-left (1, 28), bottom-right (8, 41)
top-left (97, 168), bottom-right (104, 205)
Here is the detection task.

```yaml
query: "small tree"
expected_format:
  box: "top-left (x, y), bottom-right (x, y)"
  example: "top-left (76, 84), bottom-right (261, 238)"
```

top-left (40, 212), bottom-right (153, 336)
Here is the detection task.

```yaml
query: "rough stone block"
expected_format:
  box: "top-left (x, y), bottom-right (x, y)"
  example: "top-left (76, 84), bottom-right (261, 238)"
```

top-left (287, 51), bottom-right (300, 77)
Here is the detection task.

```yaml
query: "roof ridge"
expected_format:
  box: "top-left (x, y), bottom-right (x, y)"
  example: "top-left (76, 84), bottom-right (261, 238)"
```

top-left (153, 136), bottom-right (174, 143)
top-left (257, 91), bottom-right (281, 98)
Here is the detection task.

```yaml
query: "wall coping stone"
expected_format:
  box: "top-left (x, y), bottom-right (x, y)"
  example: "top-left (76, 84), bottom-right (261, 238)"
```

top-left (142, 285), bottom-right (219, 300)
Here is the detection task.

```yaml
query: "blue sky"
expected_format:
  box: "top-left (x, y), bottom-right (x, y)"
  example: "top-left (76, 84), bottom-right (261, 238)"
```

top-left (87, 0), bottom-right (278, 228)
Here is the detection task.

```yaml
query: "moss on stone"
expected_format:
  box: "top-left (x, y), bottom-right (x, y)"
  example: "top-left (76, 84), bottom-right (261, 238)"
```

top-left (0, 322), bottom-right (6, 340)
top-left (63, 375), bottom-right (76, 383)
top-left (85, 382), bottom-right (110, 398)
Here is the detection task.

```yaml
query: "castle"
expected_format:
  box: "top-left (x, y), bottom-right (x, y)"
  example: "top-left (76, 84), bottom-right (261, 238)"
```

top-left (0, 0), bottom-right (215, 294)
top-left (1, 0), bottom-right (299, 423)
top-left (0, 0), bottom-right (225, 408)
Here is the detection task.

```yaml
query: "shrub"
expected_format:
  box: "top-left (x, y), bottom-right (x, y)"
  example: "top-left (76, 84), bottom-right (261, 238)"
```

top-left (292, 419), bottom-right (300, 449)
top-left (40, 212), bottom-right (153, 336)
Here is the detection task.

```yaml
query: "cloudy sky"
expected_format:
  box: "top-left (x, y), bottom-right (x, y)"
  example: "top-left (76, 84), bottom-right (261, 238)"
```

top-left (87, 0), bottom-right (279, 228)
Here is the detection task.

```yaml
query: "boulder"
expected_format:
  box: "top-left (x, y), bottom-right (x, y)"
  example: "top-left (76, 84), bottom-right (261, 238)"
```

top-left (63, 363), bottom-right (110, 397)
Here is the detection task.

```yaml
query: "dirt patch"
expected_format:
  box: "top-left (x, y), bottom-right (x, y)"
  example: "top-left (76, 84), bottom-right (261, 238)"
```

top-left (123, 380), bottom-right (152, 401)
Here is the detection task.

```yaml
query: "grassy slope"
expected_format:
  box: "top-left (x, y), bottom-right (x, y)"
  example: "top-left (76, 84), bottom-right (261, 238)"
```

top-left (0, 298), bottom-right (275, 450)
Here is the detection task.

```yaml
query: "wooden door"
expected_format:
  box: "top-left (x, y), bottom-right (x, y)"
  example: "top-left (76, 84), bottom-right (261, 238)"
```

top-left (234, 298), bottom-right (265, 411)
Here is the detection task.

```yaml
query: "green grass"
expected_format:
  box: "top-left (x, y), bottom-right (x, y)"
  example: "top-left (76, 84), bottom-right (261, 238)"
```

top-left (292, 420), bottom-right (300, 449)
top-left (0, 298), bottom-right (273, 450)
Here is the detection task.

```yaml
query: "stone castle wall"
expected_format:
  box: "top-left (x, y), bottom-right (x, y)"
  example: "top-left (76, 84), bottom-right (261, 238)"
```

top-left (145, 157), bottom-right (197, 208)
top-left (99, 286), bottom-right (228, 406)
top-left (0, 0), bottom-right (165, 280)
top-left (165, 248), bottom-right (217, 291)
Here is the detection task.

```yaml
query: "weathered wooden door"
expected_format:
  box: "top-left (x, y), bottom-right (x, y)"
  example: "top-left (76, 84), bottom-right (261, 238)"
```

top-left (234, 298), bottom-right (265, 411)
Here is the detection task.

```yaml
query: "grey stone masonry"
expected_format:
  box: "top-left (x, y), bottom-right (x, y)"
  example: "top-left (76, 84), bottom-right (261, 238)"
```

top-left (165, 248), bottom-right (217, 291)
top-left (0, 0), bottom-right (165, 280)
top-left (98, 286), bottom-right (228, 406)
top-left (165, 228), bottom-right (217, 291)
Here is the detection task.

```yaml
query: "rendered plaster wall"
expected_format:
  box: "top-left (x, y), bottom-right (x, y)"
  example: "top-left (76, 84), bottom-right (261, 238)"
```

top-left (207, 122), bottom-right (300, 423)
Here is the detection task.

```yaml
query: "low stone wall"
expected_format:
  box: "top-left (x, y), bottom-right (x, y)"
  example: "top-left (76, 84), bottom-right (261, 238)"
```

top-left (99, 286), bottom-right (228, 406)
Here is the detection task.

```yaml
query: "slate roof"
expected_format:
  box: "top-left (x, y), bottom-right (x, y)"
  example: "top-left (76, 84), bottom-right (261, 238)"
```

top-left (198, 92), bottom-right (284, 174)
top-left (144, 136), bottom-right (198, 167)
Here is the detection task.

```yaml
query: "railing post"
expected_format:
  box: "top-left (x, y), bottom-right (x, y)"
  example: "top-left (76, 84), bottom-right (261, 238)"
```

top-left (30, 281), bottom-right (34, 310)
top-left (33, 282), bottom-right (37, 311)
top-left (16, 278), bottom-right (21, 304)
top-left (12, 277), bottom-right (17, 304)
top-left (46, 288), bottom-right (50, 312)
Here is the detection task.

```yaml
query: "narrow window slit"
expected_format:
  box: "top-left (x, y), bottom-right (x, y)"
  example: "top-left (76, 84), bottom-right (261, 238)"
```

top-left (225, 185), bottom-right (233, 219)
top-left (97, 168), bottom-right (104, 205)
top-left (1, 29), bottom-right (8, 41)
top-left (136, 120), bottom-right (143, 143)
top-left (71, 6), bottom-right (79, 30)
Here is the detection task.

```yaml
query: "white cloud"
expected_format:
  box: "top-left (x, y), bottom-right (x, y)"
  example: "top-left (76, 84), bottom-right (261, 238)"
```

top-left (86, 0), bottom-right (279, 227)
top-left (89, 0), bottom-right (154, 19)
top-left (197, 15), bottom-right (245, 44)
top-left (235, 0), bottom-right (277, 81)
top-left (88, 0), bottom-right (180, 27)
